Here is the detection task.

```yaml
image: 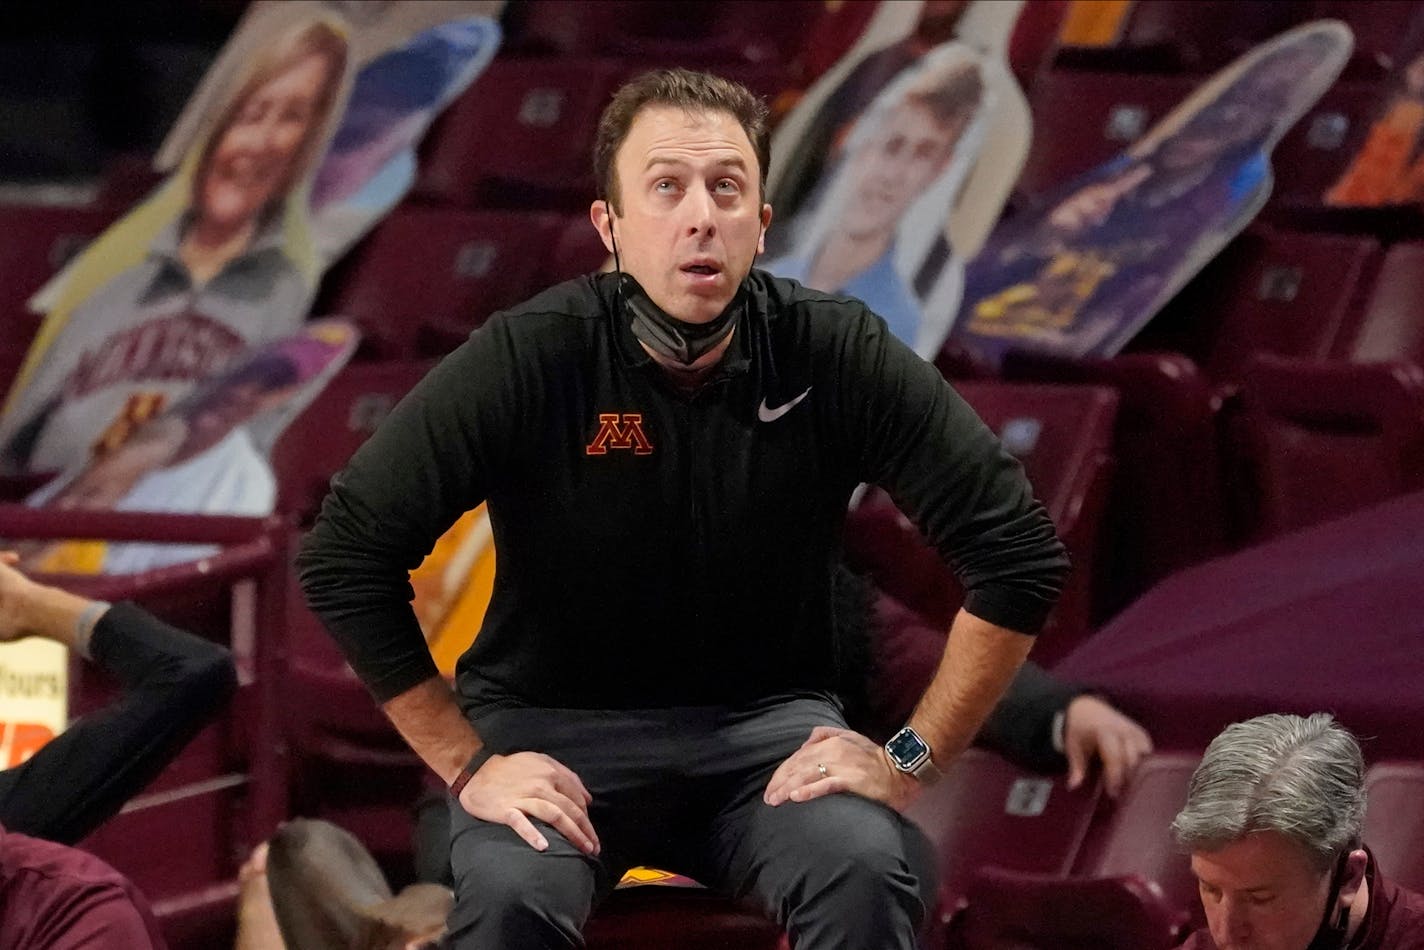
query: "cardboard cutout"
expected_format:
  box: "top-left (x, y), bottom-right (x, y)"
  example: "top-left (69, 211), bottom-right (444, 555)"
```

top-left (1326, 15), bottom-right (1424, 206)
top-left (953, 21), bottom-right (1352, 366)
top-left (764, 0), bottom-right (1030, 358)
top-left (0, 3), bottom-right (500, 479)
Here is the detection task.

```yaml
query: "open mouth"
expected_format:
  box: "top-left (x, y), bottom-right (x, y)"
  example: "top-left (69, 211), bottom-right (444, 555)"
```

top-left (682, 263), bottom-right (721, 276)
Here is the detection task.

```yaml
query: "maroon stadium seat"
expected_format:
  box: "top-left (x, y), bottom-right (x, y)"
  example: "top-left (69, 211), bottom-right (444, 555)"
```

top-left (1310, 0), bottom-right (1424, 82)
top-left (586, 887), bottom-right (782, 950)
top-left (1018, 71), bottom-right (1197, 198)
top-left (0, 203), bottom-right (116, 392)
top-left (907, 748), bottom-right (1103, 937)
top-left (1073, 752), bottom-right (1203, 932)
top-left (959, 870), bottom-right (1183, 950)
top-left (328, 206), bottom-right (563, 359)
top-left (415, 58), bottom-right (624, 209)
top-left (1271, 79), bottom-right (1390, 208)
top-left (1, 507), bottom-right (290, 949)
top-left (1232, 353), bottom-right (1424, 541)
top-left (270, 359), bottom-right (431, 524)
top-left (1115, 0), bottom-right (1304, 72)
top-left (1198, 227), bottom-right (1381, 381)
top-left (843, 381), bottom-right (1117, 666)
top-left (1338, 241), bottom-right (1424, 365)
top-left (1001, 350), bottom-right (1227, 618)
top-left (1363, 762), bottom-right (1424, 893)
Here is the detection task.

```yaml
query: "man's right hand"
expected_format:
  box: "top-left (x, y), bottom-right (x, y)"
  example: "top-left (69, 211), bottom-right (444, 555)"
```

top-left (457, 751), bottom-right (601, 856)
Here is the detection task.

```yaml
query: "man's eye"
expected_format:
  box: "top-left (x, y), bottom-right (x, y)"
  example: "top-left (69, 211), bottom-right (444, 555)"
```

top-left (654, 180), bottom-right (678, 193)
top-left (715, 179), bottom-right (740, 194)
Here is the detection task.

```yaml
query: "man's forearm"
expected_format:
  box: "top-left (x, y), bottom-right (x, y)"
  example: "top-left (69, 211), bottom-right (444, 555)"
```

top-left (381, 676), bottom-right (484, 786)
top-left (907, 608), bottom-right (1036, 766)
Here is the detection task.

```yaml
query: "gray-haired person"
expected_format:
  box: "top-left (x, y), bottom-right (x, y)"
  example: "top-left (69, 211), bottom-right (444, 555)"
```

top-left (1173, 713), bottom-right (1424, 950)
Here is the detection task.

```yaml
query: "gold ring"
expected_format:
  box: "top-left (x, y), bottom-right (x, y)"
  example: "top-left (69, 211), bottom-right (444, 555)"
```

top-left (817, 762), bottom-right (828, 779)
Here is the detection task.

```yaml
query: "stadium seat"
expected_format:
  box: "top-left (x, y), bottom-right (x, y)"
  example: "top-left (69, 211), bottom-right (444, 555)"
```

top-left (1271, 79), bottom-right (1391, 208)
top-left (1001, 351), bottom-right (1227, 618)
top-left (1231, 353), bottom-right (1424, 541)
top-left (270, 359), bottom-right (431, 525)
top-left (0, 203), bottom-right (116, 391)
top-left (1194, 227), bottom-right (1381, 381)
top-left (327, 206), bottom-right (564, 359)
top-left (1, 507), bottom-right (290, 949)
top-left (843, 381), bottom-right (1117, 665)
top-left (415, 57), bottom-right (624, 210)
top-left (1311, 0), bottom-right (1424, 82)
top-left (1363, 761), bottom-right (1424, 893)
top-left (959, 870), bottom-right (1183, 950)
top-left (1114, 0), bottom-right (1304, 72)
top-left (1338, 241), bottom-right (1424, 365)
top-left (1018, 70), bottom-right (1198, 197)
top-left (907, 748), bottom-right (1103, 937)
top-left (1073, 752), bottom-right (1203, 931)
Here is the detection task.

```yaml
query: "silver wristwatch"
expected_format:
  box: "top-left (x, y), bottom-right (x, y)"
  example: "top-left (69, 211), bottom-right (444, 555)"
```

top-left (884, 725), bottom-right (941, 783)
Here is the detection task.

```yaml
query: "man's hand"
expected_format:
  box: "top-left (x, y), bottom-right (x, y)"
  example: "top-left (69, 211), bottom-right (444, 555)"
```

top-left (458, 751), bottom-right (601, 856)
top-left (764, 726), bottom-right (920, 812)
top-left (1063, 695), bottom-right (1154, 798)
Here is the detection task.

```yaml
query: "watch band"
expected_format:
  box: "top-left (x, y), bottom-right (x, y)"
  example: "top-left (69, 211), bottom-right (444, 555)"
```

top-left (448, 748), bottom-right (494, 798)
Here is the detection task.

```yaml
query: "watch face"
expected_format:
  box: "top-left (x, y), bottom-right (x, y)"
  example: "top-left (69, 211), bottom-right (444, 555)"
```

top-left (886, 727), bottom-right (930, 770)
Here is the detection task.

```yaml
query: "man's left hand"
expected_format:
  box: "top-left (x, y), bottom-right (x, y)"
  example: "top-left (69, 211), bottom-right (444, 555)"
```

top-left (763, 726), bottom-right (921, 811)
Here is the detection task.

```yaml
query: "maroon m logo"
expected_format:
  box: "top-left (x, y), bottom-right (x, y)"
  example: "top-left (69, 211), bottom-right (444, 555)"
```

top-left (585, 413), bottom-right (654, 456)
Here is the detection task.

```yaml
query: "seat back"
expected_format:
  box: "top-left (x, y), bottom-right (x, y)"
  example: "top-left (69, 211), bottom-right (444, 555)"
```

top-left (415, 58), bottom-right (624, 209)
top-left (1075, 752), bottom-right (1202, 928)
top-left (0, 204), bottom-right (116, 391)
top-left (327, 207), bottom-right (563, 358)
top-left (907, 748), bottom-right (1103, 927)
top-left (1018, 71), bottom-right (1197, 197)
top-left (1271, 79), bottom-right (1389, 206)
top-left (1001, 350), bottom-right (1227, 619)
top-left (1200, 227), bottom-right (1380, 381)
top-left (1234, 355), bottom-right (1424, 541)
top-left (1363, 761), bottom-right (1424, 892)
top-left (1341, 241), bottom-right (1424, 365)
top-left (270, 359), bottom-right (431, 525)
top-left (960, 870), bottom-right (1183, 950)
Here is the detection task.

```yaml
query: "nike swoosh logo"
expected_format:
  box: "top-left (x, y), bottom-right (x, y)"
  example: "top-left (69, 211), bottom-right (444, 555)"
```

top-left (758, 387), bottom-right (812, 423)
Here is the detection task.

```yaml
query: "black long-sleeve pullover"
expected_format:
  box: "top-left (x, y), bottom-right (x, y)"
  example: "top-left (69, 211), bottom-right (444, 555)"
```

top-left (298, 271), bottom-right (1069, 710)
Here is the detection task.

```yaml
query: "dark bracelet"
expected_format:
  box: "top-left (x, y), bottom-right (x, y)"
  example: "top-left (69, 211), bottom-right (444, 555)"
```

top-left (448, 748), bottom-right (495, 798)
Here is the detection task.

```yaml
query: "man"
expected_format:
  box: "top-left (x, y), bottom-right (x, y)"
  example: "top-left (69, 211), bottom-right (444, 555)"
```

top-left (0, 550), bottom-right (237, 947)
top-left (298, 69), bottom-right (1068, 948)
top-left (1173, 713), bottom-right (1424, 950)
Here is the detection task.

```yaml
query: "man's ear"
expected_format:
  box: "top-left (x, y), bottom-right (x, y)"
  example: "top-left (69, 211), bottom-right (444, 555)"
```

top-left (590, 199), bottom-right (615, 255)
top-left (757, 202), bottom-right (773, 255)
top-left (1337, 849), bottom-right (1370, 911)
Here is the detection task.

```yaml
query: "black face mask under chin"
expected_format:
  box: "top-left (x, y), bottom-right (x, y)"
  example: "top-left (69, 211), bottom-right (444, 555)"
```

top-left (1303, 853), bottom-right (1353, 950)
top-left (619, 272), bottom-right (744, 366)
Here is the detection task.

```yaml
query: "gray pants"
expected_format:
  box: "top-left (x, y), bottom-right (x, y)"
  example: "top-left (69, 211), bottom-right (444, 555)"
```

top-left (445, 694), bottom-right (935, 949)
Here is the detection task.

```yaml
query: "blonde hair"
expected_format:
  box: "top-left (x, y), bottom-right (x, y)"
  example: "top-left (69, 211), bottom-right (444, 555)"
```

top-left (192, 19), bottom-right (349, 218)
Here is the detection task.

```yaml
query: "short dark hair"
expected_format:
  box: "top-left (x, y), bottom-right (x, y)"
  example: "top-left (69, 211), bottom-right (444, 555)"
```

top-left (593, 68), bottom-right (770, 214)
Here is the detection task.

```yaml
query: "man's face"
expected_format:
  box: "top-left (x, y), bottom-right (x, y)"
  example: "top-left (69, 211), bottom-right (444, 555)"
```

top-left (844, 100), bottom-right (963, 242)
top-left (201, 52), bottom-right (334, 230)
top-left (1191, 832), bottom-right (1333, 950)
top-left (592, 105), bottom-right (771, 324)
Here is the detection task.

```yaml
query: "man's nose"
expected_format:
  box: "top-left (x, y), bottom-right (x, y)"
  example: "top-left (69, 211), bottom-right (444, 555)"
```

top-left (1221, 899), bottom-right (1251, 939)
top-left (684, 187), bottom-right (717, 238)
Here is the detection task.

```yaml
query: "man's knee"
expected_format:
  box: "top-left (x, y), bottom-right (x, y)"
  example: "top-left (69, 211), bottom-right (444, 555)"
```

top-left (446, 816), bottom-right (601, 948)
top-left (774, 798), bottom-right (933, 940)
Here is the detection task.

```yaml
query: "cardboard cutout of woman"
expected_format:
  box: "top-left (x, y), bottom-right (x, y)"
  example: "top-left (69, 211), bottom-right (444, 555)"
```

top-left (954, 21), bottom-right (1352, 367)
top-left (0, 18), bottom-right (352, 478)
